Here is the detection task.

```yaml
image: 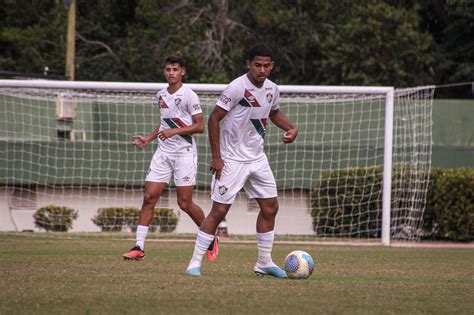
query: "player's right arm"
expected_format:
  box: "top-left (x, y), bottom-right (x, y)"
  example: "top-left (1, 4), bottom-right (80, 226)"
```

top-left (208, 106), bottom-right (228, 179)
top-left (209, 80), bottom-right (240, 179)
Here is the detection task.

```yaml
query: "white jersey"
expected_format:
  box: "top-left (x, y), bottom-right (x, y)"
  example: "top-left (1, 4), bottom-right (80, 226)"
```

top-left (216, 74), bottom-right (280, 162)
top-left (155, 85), bottom-right (202, 154)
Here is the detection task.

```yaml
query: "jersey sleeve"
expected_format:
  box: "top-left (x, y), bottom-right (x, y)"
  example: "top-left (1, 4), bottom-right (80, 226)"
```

top-left (216, 80), bottom-right (242, 111)
top-left (271, 85), bottom-right (280, 110)
top-left (188, 90), bottom-right (202, 116)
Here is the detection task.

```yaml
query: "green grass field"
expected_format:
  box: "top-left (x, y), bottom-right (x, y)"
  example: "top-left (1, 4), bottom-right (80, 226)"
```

top-left (1, 234), bottom-right (473, 314)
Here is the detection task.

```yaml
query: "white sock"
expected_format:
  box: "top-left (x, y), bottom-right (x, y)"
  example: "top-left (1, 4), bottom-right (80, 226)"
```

top-left (187, 230), bottom-right (214, 270)
top-left (256, 230), bottom-right (276, 267)
top-left (135, 225), bottom-right (149, 250)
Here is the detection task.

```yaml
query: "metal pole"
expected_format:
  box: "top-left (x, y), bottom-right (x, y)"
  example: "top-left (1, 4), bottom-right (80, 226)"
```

top-left (381, 88), bottom-right (394, 246)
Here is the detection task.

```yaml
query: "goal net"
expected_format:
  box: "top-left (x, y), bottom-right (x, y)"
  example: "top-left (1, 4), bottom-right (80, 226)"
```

top-left (0, 80), bottom-right (434, 244)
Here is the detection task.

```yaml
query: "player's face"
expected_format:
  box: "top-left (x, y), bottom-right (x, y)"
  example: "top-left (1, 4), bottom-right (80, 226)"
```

top-left (246, 56), bottom-right (274, 87)
top-left (163, 63), bottom-right (185, 85)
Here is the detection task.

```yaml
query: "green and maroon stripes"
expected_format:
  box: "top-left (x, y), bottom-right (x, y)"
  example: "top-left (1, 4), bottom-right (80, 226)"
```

top-left (163, 118), bottom-right (192, 144)
top-left (239, 89), bottom-right (261, 107)
top-left (250, 118), bottom-right (267, 139)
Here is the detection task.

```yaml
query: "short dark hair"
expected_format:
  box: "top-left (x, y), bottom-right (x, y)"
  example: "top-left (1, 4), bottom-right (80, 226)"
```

top-left (246, 44), bottom-right (273, 61)
top-left (164, 55), bottom-right (185, 68)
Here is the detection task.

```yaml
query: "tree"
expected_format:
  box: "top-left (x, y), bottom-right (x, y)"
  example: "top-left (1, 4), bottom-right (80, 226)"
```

top-left (314, 0), bottom-right (435, 87)
top-left (0, 0), bottom-right (66, 76)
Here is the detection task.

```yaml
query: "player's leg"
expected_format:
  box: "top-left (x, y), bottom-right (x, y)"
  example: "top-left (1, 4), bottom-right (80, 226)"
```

top-left (175, 153), bottom-right (219, 261)
top-left (176, 186), bottom-right (204, 225)
top-left (253, 198), bottom-right (286, 278)
top-left (186, 160), bottom-right (246, 275)
top-left (176, 186), bottom-right (219, 262)
top-left (186, 201), bottom-right (231, 275)
top-left (123, 181), bottom-right (166, 260)
top-left (245, 160), bottom-right (287, 278)
top-left (124, 151), bottom-right (171, 260)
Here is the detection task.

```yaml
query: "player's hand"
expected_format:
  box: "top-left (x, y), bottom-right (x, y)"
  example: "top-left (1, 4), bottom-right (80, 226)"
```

top-left (132, 135), bottom-right (147, 149)
top-left (158, 129), bottom-right (175, 141)
top-left (210, 158), bottom-right (225, 180)
top-left (283, 128), bottom-right (298, 144)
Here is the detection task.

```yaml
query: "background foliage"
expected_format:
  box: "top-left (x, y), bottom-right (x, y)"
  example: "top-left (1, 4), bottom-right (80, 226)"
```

top-left (1, 0), bottom-right (473, 87)
top-left (311, 167), bottom-right (474, 241)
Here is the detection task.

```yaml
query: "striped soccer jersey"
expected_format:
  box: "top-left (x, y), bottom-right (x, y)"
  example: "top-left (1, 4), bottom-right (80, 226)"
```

top-left (155, 85), bottom-right (202, 154)
top-left (216, 74), bottom-right (280, 162)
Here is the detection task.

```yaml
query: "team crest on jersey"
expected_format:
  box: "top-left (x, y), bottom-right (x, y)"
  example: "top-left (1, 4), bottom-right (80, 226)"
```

top-left (266, 92), bottom-right (273, 103)
top-left (218, 185), bottom-right (228, 195)
top-left (175, 97), bottom-right (182, 106)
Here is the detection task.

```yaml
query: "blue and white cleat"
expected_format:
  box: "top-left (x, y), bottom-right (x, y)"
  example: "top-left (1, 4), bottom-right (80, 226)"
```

top-left (253, 264), bottom-right (288, 279)
top-left (185, 267), bottom-right (201, 276)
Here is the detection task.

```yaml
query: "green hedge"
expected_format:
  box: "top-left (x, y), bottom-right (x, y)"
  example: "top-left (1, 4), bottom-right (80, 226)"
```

top-left (424, 168), bottom-right (474, 242)
top-left (34, 205), bottom-right (78, 232)
top-left (310, 167), bottom-right (473, 241)
top-left (310, 166), bottom-right (385, 238)
top-left (92, 207), bottom-right (177, 232)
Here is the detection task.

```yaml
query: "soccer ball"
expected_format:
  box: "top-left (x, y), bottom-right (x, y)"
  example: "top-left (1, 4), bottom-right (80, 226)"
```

top-left (284, 250), bottom-right (314, 279)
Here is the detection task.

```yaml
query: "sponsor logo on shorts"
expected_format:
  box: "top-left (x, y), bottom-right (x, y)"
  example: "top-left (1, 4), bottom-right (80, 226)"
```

top-left (219, 185), bottom-right (228, 195)
top-left (182, 176), bottom-right (190, 182)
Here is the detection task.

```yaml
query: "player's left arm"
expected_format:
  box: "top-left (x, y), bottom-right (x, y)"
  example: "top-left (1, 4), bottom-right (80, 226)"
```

top-left (269, 109), bottom-right (298, 144)
top-left (157, 113), bottom-right (204, 141)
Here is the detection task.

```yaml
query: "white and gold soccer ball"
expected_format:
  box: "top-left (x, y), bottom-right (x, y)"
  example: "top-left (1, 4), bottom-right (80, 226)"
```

top-left (284, 250), bottom-right (314, 279)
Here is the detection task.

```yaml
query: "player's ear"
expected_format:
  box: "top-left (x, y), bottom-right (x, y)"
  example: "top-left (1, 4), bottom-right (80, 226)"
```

top-left (181, 68), bottom-right (186, 76)
top-left (245, 59), bottom-right (251, 69)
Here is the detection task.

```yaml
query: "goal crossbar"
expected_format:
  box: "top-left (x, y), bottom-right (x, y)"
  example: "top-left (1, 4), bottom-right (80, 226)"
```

top-left (0, 79), bottom-right (393, 94)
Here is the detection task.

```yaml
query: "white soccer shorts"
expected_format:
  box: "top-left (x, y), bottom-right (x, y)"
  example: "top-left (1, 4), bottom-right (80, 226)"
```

top-left (145, 150), bottom-right (197, 186)
top-left (211, 157), bottom-right (278, 204)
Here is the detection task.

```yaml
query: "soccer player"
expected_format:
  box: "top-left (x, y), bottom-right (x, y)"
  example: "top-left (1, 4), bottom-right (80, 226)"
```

top-left (186, 44), bottom-right (298, 277)
top-left (123, 56), bottom-right (218, 261)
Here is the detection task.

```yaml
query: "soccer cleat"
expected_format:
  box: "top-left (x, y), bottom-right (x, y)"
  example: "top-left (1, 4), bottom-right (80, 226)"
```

top-left (207, 236), bottom-right (219, 262)
top-left (122, 245), bottom-right (145, 261)
top-left (254, 264), bottom-right (288, 279)
top-left (185, 267), bottom-right (201, 276)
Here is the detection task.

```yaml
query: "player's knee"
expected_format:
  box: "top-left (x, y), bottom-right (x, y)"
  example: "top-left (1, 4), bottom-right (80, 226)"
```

top-left (208, 207), bottom-right (227, 223)
top-left (143, 190), bottom-right (159, 205)
top-left (262, 201), bottom-right (279, 217)
top-left (177, 198), bottom-right (191, 211)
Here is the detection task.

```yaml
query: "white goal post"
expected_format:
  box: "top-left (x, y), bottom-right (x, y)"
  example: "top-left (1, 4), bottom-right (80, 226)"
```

top-left (0, 80), bottom-right (434, 245)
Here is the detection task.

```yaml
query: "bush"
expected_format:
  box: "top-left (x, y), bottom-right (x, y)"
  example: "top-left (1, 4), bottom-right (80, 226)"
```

top-left (92, 207), bottom-right (137, 231)
top-left (423, 168), bottom-right (474, 242)
top-left (92, 207), bottom-right (177, 233)
top-left (156, 208), bottom-right (178, 232)
top-left (128, 208), bottom-right (178, 232)
top-left (310, 167), bottom-right (473, 241)
top-left (34, 205), bottom-right (78, 232)
top-left (310, 167), bottom-right (384, 238)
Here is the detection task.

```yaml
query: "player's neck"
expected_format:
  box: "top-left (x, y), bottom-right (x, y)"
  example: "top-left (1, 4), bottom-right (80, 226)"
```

top-left (246, 73), bottom-right (264, 89)
top-left (167, 82), bottom-right (183, 94)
